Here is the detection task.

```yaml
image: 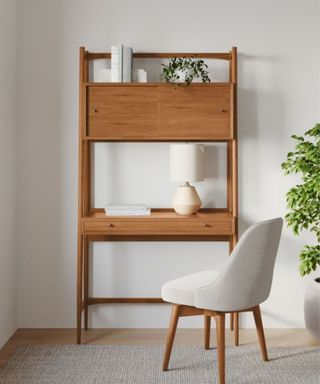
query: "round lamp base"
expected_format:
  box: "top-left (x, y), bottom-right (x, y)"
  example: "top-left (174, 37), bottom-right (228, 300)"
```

top-left (172, 185), bottom-right (202, 215)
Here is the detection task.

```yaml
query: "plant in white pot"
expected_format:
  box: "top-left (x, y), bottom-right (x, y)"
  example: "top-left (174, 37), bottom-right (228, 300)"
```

top-left (160, 57), bottom-right (211, 85)
top-left (282, 123), bottom-right (320, 339)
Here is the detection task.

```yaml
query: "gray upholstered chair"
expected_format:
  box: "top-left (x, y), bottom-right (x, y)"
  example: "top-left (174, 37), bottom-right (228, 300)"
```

top-left (161, 218), bottom-right (283, 384)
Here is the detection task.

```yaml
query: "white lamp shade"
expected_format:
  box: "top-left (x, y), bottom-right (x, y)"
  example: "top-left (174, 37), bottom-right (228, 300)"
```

top-left (170, 144), bottom-right (204, 182)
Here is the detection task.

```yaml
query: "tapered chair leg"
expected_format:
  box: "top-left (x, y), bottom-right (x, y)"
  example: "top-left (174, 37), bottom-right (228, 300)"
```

top-left (230, 313), bottom-right (234, 330)
top-left (253, 305), bottom-right (268, 361)
top-left (215, 313), bottom-right (226, 384)
top-left (204, 315), bottom-right (211, 350)
top-left (234, 312), bottom-right (239, 346)
top-left (162, 305), bottom-right (181, 371)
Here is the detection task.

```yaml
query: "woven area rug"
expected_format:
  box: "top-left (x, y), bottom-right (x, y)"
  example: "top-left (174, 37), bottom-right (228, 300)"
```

top-left (0, 345), bottom-right (319, 383)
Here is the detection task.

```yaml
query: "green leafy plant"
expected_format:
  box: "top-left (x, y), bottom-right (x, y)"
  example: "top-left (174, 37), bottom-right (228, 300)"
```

top-left (160, 57), bottom-right (211, 85)
top-left (282, 123), bottom-right (320, 276)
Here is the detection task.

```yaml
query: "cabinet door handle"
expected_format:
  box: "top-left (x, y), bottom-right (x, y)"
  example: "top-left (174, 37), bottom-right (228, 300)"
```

top-left (219, 108), bottom-right (226, 113)
top-left (203, 223), bottom-right (210, 228)
top-left (107, 223), bottom-right (114, 227)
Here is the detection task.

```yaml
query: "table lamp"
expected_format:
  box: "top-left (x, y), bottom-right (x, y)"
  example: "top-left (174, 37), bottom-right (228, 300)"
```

top-left (170, 144), bottom-right (204, 215)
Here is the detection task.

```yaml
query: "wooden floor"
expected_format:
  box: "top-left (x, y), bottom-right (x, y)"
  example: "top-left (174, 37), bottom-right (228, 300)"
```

top-left (0, 328), bottom-right (318, 367)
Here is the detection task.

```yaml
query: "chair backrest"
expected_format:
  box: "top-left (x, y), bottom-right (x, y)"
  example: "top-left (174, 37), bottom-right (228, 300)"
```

top-left (195, 218), bottom-right (283, 311)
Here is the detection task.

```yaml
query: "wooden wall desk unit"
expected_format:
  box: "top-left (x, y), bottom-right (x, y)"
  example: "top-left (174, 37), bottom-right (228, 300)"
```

top-left (77, 47), bottom-right (238, 344)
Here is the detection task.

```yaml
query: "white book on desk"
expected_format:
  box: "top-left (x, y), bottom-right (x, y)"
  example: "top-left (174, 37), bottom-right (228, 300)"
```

top-left (105, 204), bottom-right (147, 211)
top-left (105, 204), bottom-right (150, 216)
top-left (105, 209), bottom-right (151, 216)
top-left (111, 44), bottom-right (122, 82)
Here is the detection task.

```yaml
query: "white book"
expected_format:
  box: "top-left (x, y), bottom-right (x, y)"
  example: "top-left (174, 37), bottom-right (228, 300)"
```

top-left (105, 204), bottom-right (147, 211)
top-left (122, 46), bottom-right (133, 82)
top-left (105, 209), bottom-right (151, 216)
top-left (111, 45), bottom-right (122, 82)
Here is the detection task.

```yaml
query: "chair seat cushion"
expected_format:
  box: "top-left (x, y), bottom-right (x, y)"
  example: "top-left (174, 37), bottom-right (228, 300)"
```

top-left (161, 270), bottom-right (219, 307)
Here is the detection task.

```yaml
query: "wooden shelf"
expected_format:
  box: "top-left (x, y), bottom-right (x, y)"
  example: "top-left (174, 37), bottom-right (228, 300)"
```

top-left (85, 82), bottom-right (230, 87)
top-left (86, 52), bottom-right (231, 60)
top-left (83, 137), bottom-right (231, 142)
top-left (85, 208), bottom-right (233, 220)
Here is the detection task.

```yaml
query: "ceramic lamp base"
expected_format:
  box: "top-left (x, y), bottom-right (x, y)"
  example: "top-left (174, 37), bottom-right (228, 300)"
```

top-left (172, 183), bottom-right (202, 215)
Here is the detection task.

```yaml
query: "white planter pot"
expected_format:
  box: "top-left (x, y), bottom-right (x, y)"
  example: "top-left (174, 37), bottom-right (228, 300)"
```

top-left (304, 278), bottom-right (320, 340)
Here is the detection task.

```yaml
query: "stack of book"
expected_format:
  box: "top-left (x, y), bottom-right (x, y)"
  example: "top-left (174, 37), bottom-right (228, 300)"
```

top-left (111, 45), bottom-right (133, 82)
top-left (105, 205), bottom-right (151, 216)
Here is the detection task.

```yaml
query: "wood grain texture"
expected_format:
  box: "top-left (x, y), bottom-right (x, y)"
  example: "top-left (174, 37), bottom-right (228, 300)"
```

top-left (87, 83), bottom-right (232, 140)
top-left (215, 313), bottom-right (226, 384)
top-left (87, 86), bottom-right (158, 138)
top-left (83, 219), bottom-right (234, 236)
top-left (253, 305), bottom-right (269, 361)
top-left (88, 298), bottom-right (164, 304)
top-left (234, 312), bottom-right (239, 346)
top-left (204, 315), bottom-right (211, 350)
top-left (82, 210), bottom-right (235, 236)
top-left (159, 84), bottom-right (231, 139)
top-left (86, 52), bottom-right (231, 60)
top-left (162, 305), bottom-right (181, 371)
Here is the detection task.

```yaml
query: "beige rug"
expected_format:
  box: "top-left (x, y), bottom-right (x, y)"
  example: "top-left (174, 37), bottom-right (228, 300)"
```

top-left (0, 345), bottom-right (319, 383)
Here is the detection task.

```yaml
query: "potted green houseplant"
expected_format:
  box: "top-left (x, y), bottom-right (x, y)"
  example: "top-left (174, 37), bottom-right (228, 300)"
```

top-left (160, 57), bottom-right (211, 85)
top-left (282, 123), bottom-right (320, 339)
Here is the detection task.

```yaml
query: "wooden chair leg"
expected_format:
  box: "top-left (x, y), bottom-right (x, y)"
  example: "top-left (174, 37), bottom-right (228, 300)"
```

top-left (253, 305), bottom-right (268, 361)
top-left (230, 313), bottom-right (234, 330)
top-left (204, 315), bottom-right (211, 350)
top-left (215, 313), bottom-right (226, 384)
top-left (162, 305), bottom-right (181, 371)
top-left (234, 312), bottom-right (239, 346)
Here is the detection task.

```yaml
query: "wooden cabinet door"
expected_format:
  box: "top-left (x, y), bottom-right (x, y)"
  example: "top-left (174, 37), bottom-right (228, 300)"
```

top-left (159, 84), bottom-right (232, 139)
top-left (87, 86), bottom-right (158, 138)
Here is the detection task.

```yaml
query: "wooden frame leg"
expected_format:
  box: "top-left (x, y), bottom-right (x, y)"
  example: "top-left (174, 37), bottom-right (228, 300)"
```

top-left (234, 312), bottom-right (239, 346)
top-left (204, 315), bottom-right (211, 350)
top-left (253, 305), bottom-right (268, 361)
top-left (162, 305), bottom-right (180, 371)
top-left (84, 236), bottom-right (89, 331)
top-left (77, 234), bottom-right (84, 344)
top-left (215, 313), bottom-right (225, 384)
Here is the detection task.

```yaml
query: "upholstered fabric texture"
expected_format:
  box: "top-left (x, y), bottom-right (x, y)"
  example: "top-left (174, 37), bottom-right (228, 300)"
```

top-left (162, 270), bottom-right (219, 306)
top-left (162, 218), bottom-right (283, 311)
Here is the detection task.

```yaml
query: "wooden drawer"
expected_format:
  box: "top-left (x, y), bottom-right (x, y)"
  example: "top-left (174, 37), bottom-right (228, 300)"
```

top-left (159, 84), bottom-right (231, 139)
top-left (83, 219), bottom-right (233, 236)
top-left (87, 86), bottom-right (158, 137)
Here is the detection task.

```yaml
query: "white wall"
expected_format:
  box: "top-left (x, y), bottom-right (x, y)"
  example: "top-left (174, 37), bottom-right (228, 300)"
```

top-left (16, 0), bottom-right (319, 329)
top-left (0, 0), bottom-right (17, 347)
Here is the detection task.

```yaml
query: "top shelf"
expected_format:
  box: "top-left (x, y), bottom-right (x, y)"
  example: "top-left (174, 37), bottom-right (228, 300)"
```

top-left (86, 51), bottom-right (233, 61)
top-left (80, 47), bottom-right (237, 141)
top-left (84, 82), bottom-right (230, 86)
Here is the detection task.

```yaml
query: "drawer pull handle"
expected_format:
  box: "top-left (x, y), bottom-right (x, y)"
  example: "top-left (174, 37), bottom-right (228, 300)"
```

top-left (203, 223), bottom-right (210, 228)
top-left (107, 223), bottom-right (114, 227)
top-left (92, 108), bottom-right (98, 113)
top-left (219, 108), bottom-right (226, 113)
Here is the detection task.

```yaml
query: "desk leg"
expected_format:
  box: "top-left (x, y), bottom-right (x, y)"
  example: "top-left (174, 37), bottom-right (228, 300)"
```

top-left (77, 234), bottom-right (84, 344)
top-left (84, 236), bottom-right (89, 330)
top-left (229, 238), bottom-right (234, 331)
